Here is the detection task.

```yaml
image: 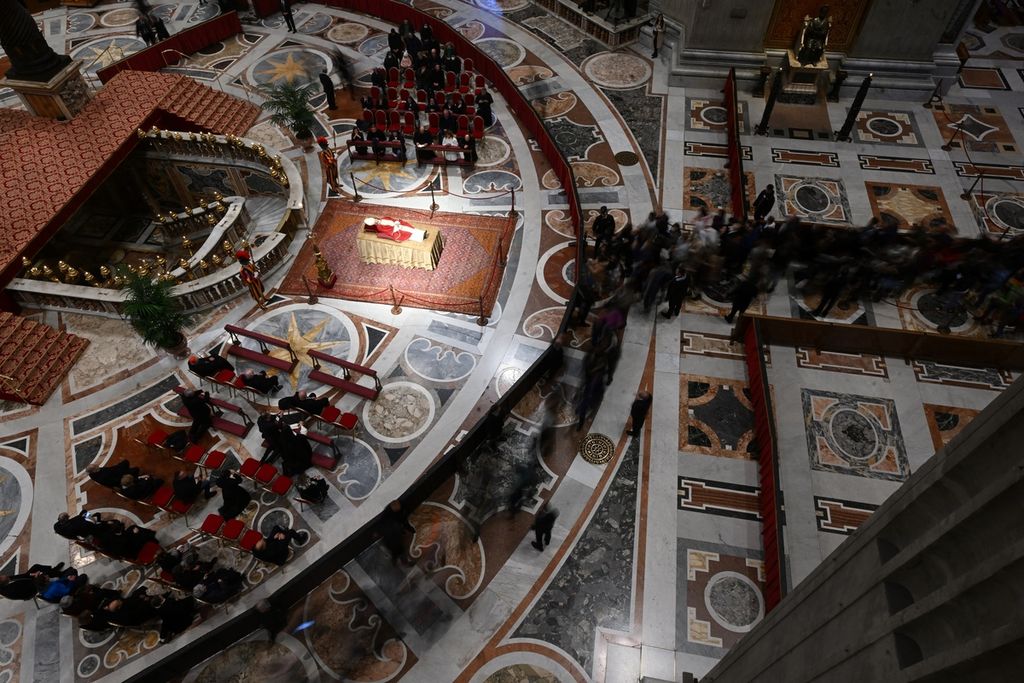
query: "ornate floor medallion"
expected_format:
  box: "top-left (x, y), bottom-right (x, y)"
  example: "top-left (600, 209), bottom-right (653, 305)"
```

top-left (579, 433), bottom-right (614, 464)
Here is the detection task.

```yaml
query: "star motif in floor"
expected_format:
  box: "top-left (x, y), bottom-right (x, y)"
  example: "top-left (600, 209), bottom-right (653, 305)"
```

top-left (950, 114), bottom-right (997, 142)
top-left (355, 162), bottom-right (420, 192)
top-left (267, 313), bottom-right (346, 389)
top-left (257, 53), bottom-right (314, 84)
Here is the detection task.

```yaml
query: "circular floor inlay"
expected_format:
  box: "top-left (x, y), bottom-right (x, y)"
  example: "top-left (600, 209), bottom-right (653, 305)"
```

top-left (701, 106), bottom-right (727, 125)
top-left (363, 382), bottom-right (435, 443)
top-left (476, 38), bottom-right (526, 68)
top-left (100, 8), bottom-right (139, 27)
top-left (795, 184), bottom-right (831, 213)
top-left (614, 151), bottom-right (639, 166)
top-left (829, 409), bottom-right (879, 461)
top-left (705, 572), bottom-right (763, 632)
top-left (580, 433), bottom-right (614, 464)
top-left (991, 197), bottom-right (1024, 232)
top-left (1003, 32), bottom-right (1024, 52)
top-left (866, 116), bottom-right (901, 137)
top-left (582, 51), bottom-right (651, 89)
top-left (327, 22), bottom-right (369, 43)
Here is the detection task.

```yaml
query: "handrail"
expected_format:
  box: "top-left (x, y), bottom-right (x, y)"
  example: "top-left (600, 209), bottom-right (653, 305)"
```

top-left (122, 2), bottom-right (584, 680)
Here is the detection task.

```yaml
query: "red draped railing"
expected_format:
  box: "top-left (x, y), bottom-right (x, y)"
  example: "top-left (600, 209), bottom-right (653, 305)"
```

top-left (724, 67), bottom-right (748, 222)
top-left (96, 11), bottom-right (243, 83)
top-left (742, 319), bottom-right (787, 612)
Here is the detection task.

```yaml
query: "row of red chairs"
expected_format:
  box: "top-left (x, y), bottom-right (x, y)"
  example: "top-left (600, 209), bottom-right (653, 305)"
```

top-left (380, 66), bottom-right (482, 92)
top-left (189, 367), bottom-right (273, 405)
top-left (370, 86), bottom-right (479, 113)
top-left (238, 457), bottom-right (292, 497)
top-left (195, 513), bottom-right (293, 566)
top-left (362, 109), bottom-right (485, 139)
top-left (137, 428), bottom-right (228, 476)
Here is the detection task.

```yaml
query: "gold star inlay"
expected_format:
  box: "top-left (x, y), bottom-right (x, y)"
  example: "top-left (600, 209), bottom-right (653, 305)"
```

top-left (256, 53), bottom-right (312, 85)
top-left (355, 162), bottom-right (420, 192)
top-left (267, 313), bottom-right (347, 389)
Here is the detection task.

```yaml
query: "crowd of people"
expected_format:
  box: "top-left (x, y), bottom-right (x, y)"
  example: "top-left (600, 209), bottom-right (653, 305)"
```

top-left (573, 202), bottom-right (1024, 337)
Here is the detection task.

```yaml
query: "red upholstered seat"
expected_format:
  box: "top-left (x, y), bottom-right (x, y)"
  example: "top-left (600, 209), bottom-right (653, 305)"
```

top-left (255, 463), bottom-right (277, 484)
top-left (221, 519), bottom-right (244, 541)
top-left (151, 486), bottom-right (174, 508)
top-left (203, 450), bottom-right (227, 470)
top-left (200, 513), bottom-right (224, 535)
top-left (170, 499), bottom-right (191, 515)
top-left (339, 412), bottom-right (358, 430)
top-left (239, 458), bottom-right (260, 478)
top-left (240, 529), bottom-right (263, 551)
top-left (184, 444), bottom-right (206, 464)
top-left (135, 541), bottom-right (161, 565)
top-left (213, 369), bottom-right (234, 384)
top-left (147, 429), bottom-right (169, 446)
top-left (160, 569), bottom-right (175, 584)
top-left (270, 475), bottom-right (292, 496)
top-left (321, 406), bottom-right (341, 423)
top-left (464, 58), bottom-right (474, 72)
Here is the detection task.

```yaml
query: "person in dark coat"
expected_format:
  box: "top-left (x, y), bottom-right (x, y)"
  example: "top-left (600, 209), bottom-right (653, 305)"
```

top-left (752, 184), bottom-right (775, 221)
top-left (215, 471), bottom-right (251, 519)
top-left (135, 17), bottom-right (155, 46)
top-left (278, 390), bottom-right (329, 415)
top-left (414, 125), bottom-right (435, 164)
top-left (76, 609), bottom-right (111, 633)
top-left (591, 205), bottom-right (616, 252)
top-left (662, 267), bottom-right (690, 319)
top-left (273, 427), bottom-right (312, 476)
top-left (151, 16), bottom-right (170, 41)
top-left (0, 564), bottom-right (65, 601)
top-left (387, 28), bottom-right (404, 53)
top-left (279, 0), bottom-right (297, 32)
top-left (251, 526), bottom-right (307, 566)
top-left (318, 71), bottom-right (336, 110)
top-left (188, 353), bottom-right (233, 378)
top-left (379, 499), bottom-right (415, 564)
top-left (180, 389), bottom-right (214, 442)
top-left (475, 88), bottom-right (494, 126)
top-left (54, 511), bottom-right (101, 540)
top-left (119, 474), bottom-right (163, 501)
top-left (157, 595), bottom-right (198, 642)
top-left (240, 370), bottom-right (281, 395)
top-left (628, 391), bottom-right (652, 437)
top-left (530, 502), bottom-right (558, 551)
top-left (87, 460), bottom-right (138, 488)
top-left (172, 471), bottom-right (214, 504)
top-left (194, 567), bottom-right (244, 603)
top-left (459, 134), bottom-right (476, 164)
top-left (101, 593), bottom-right (158, 627)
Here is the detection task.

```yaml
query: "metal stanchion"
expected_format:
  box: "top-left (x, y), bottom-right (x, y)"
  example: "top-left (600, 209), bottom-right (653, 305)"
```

top-left (351, 173), bottom-right (362, 202)
top-left (509, 187), bottom-right (516, 217)
top-left (429, 184), bottom-right (439, 214)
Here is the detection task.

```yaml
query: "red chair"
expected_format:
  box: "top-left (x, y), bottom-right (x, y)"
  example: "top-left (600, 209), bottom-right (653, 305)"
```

top-left (445, 71), bottom-right (456, 91)
top-left (473, 115), bottom-right (485, 139)
top-left (320, 406), bottom-right (341, 423)
top-left (362, 109), bottom-right (373, 124)
top-left (338, 412), bottom-right (358, 439)
top-left (387, 67), bottom-right (400, 87)
top-left (416, 89), bottom-right (427, 107)
top-left (403, 68), bottom-right (415, 88)
top-left (374, 109), bottom-right (387, 130)
top-left (403, 111), bottom-right (416, 135)
top-left (151, 486), bottom-right (174, 510)
top-left (457, 114), bottom-right (469, 137)
top-left (170, 498), bottom-right (192, 516)
top-left (220, 519), bottom-right (245, 545)
top-left (465, 93), bottom-right (475, 107)
top-left (212, 369), bottom-right (234, 386)
top-left (239, 529), bottom-right (263, 552)
top-left (270, 475), bottom-right (293, 496)
top-left (199, 513), bottom-right (224, 536)
top-left (183, 444), bottom-right (206, 465)
top-left (428, 112), bottom-right (439, 136)
top-left (255, 463), bottom-right (277, 486)
top-left (135, 541), bottom-right (161, 566)
top-left (475, 75), bottom-right (485, 90)
top-left (239, 457), bottom-right (260, 479)
top-left (203, 450), bottom-right (226, 471)
top-left (389, 109), bottom-right (402, 133)
top-left (463, 57), bottom-right (474, 72)
top-left (370, 85), bottom-right (381, 100)
top-left (459, 72), bottom-right (472, 94)
top-left (434, 91), bottom-right (445, 107)
top-left (144, 428), bottom-right (169, 449)
top-left (387, 86), bottom-right (398, 105)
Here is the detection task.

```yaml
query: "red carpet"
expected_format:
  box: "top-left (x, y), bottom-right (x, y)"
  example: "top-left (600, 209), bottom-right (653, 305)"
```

top-left (280, 201), bottom-right (513, 316)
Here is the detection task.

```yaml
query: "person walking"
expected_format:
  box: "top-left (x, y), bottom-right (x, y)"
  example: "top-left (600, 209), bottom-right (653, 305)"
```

top-left (280, 0), bottom-right (297, 32)
top-left (628, 391), bottom-right (652, 437)
top-left (651, 13), bottom-right (665, 58)
top-left (530, 502), bottom-right (558, 551)
top-left (662, 267), bottom-right (690, 318)
top-left (318, 71), bottom-right (336, 110)
top-left (151, 15), bottom-right (171, 41)
top-left (753, 184), bottom-right (775, 221)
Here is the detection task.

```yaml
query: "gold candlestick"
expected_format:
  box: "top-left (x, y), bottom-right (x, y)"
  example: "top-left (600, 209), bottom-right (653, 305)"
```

top-left (182, 236), bottom-right (194, 257)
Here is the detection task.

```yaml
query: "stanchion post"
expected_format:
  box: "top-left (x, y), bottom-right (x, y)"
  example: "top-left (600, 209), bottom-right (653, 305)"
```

top-left (390, 285), bottom-right (402, 315)
top-left (429, 184), bottom-right (439, 213)
top-left (960, 170), bottom-right (983, 201)
top-left (351, 172), bottom-right (362, 202)
top-left (509, 188), bottom-right (515, 217)
top-left (476, 296), bottom-right (488, 327)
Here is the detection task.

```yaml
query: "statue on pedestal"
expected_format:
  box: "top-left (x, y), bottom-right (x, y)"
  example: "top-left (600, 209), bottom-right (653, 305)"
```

top-left (796, 5), bottom-right (832, 67)
top-left (0, 0), bottom-right (71, 82)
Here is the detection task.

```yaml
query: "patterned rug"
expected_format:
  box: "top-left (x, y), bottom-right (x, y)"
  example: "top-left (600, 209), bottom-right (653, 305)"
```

top-left (280, 201), bottom-right (514, 315)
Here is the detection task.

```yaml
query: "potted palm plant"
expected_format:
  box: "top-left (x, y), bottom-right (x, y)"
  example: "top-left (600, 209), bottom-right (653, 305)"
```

top-left (122, 273), bottom-right (193, 355)
top-left (259, 80), bottom-right (318, 149)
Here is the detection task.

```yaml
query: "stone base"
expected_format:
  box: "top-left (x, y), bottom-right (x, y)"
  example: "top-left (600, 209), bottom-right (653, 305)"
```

top-left (533, 0), bottom-right (648, 47)
top-left (1, 60), bottom-right (90, 120)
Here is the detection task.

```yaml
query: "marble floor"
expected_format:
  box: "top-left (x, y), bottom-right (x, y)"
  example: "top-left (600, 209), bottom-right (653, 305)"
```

top-left (2, 1), bottom-right (1023, 682)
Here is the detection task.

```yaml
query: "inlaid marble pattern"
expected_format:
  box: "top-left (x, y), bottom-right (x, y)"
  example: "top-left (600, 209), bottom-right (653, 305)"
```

top-left (680, 377), bottom-right (755, 459)
top-left (897, 286), bottom-right (982, 337)
top-left (512, 439), bottom-right (639, 675)
top-left (775, 175), bottom-right (852, 225)
top-left (686, 98), bottom-right (749, 134)
top-left (681, 331), bottom-right (745, 361)
top-left (543, 116), bottom-right (603, 161)
top-left (0, 431), bottom-right (36, 575)
top-left (484, 663), bottom-right (561, 682)
top-left (60, 312), bottom-right (157, 401)
top-left (684, 166), bottom-right (756, 213)
top-left (922, 403), bottom-right (981, 451)
top-left (679, 543), bottom-right (765, 652)
top-left (678, 477), bottom-right (761, 522)
top-left (932, 103), bottom-right (1018, 154)
top-left (600, 86), bottom-right (664, 177)
top-left (912, 360), bottom-right (1014, 390)
top-left (864, 181), bottom-right (954, 231)
top-left (813, 496), bottom-right (877, 535)
top-left (802, 389), bottom-right (910, 481)
top-left (795, 347), bottom-right (888, 378)
top-left (853, 110), bottom-right (924, 147)
top-left (970, 190), bottom-right (1024, 236)
top-left (521, 15), bottom-right (586, 52)
top-left (581, 52), bottom-right (651, 90)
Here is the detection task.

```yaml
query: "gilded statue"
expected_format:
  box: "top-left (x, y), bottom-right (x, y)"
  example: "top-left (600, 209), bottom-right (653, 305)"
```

top-left (797, 5), bottom-right (832, 66)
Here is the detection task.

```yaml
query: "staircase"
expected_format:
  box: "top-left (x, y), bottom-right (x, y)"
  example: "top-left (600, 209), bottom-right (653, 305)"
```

top-left (0, 313), bottom-right (89, 405)
top-left (159, 78), bottom-right (261, 137)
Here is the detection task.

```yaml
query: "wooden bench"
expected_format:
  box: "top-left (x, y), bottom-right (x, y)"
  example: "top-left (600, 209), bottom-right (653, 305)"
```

top-left (173, 386), bottom-right (253, 438)
top-left (224, 324), bottom-right (296, 373)
top-left (308, 350), bottom-right (381, 400)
